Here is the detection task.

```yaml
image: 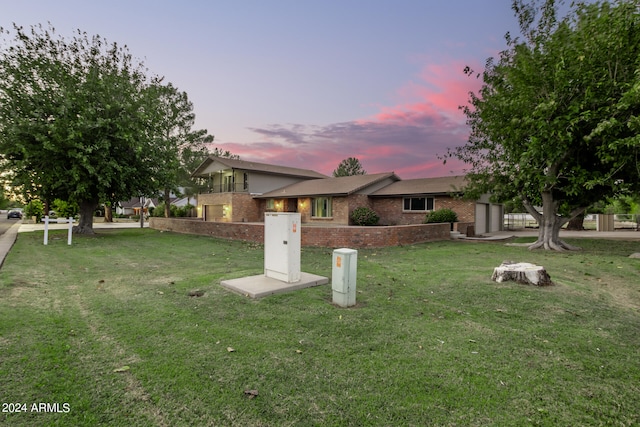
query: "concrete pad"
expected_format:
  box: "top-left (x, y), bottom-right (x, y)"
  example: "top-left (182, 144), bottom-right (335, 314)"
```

top-left (220, 272), bottom-right (329, 298)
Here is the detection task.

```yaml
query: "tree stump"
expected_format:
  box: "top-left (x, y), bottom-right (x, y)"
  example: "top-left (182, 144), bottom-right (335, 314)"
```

top-left (491, 261), bottom-right (553, 286)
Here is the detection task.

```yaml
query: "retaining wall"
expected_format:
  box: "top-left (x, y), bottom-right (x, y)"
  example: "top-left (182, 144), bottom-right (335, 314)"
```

top-left (150, 217), bottom-right (451, 248)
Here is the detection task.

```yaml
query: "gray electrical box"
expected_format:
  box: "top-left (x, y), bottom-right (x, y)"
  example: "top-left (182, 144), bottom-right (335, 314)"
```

top-left (332, 248), bottom-right (357, 307)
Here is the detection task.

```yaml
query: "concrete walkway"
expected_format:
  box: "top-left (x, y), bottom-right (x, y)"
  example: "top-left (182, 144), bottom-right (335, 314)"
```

top-left (0, 221), bottom-right (21, 268)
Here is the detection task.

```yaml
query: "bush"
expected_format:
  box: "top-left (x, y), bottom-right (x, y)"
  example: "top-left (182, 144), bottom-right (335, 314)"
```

top-left (24, 199), bottom-right (44, 221)
top-left (350, 206), bottom-right (380, 226)
top-left (424, 208), bottom-right (458, 224)
top-left (151, 203), bottom-right (194, 218)
top-left (52, 199), bottom-right (79, 219)
top-left (152, 202), bottom-right (167, 217)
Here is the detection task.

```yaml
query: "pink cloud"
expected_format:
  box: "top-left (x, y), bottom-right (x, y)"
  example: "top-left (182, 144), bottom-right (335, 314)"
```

top-left (215, 59), bottom-right (483, 179)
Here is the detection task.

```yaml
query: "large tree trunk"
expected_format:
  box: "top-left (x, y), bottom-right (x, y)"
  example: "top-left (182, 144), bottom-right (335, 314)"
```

top-left (74, 199), bottom-right (97, 235)
top-left (523, 192), bottom-right (584, 251)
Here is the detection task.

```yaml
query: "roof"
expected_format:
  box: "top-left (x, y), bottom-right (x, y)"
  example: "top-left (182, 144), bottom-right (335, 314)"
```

top-left (369, 175), bottom-right (468, 196)
top-left (256, 172), bottom-right (400, 198)
top-left (118, 197), bottom-right (161, 208)
top-left (191, 156), bottom-right (328, 179)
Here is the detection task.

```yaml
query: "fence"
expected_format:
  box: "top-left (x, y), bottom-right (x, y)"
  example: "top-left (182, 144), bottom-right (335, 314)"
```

top-left (503, 213), bottom-right (639, 231)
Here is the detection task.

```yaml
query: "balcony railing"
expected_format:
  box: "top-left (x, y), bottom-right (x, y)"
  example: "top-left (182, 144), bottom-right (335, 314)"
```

top-left (206, 182), bottom-right (249, 193)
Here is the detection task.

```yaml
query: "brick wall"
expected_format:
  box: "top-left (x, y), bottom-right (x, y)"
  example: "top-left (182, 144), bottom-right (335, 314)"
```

top-left (372, 196), bottom-right (476, 227)
top-left (151, 217), bottom-right (265, 242)
top-left (197, 193), bottom-right (260, 222)
top-left (435, 196), bottom-right (475, 223)
top-left (150, 218), bottom-right (450, 248)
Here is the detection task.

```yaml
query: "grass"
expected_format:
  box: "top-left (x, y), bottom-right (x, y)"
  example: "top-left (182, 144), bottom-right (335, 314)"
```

top-left (0, 229), bottom-right (639, 426)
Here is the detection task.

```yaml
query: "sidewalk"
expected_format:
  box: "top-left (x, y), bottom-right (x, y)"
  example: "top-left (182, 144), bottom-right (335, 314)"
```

top-left (17, 220), bottom-right (148, 233)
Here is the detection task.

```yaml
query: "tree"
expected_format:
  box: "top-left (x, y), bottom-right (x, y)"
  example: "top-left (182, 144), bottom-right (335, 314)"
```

top-left (0, 24), bottom-right (181, 234)
top-left (147, 82), bottom-right (213, 218)
top-left (332, 157), bottom-right (367, 177)
top-left (451, 0), bottom-right (640, 251)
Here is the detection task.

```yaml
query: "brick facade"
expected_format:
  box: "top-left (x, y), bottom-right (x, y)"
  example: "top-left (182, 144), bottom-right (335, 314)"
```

top-left (197, 193), bottom-right (261, 222)
top-left (150, 217), bottom-right (451, 248)
top-left (197, 192), bottom-right (480, 235)
top-left (371, 196), bottom-right (475, 227)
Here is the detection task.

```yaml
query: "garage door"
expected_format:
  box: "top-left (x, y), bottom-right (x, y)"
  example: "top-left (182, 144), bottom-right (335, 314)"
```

top-left (204, 204), bottom-right (224, 221)
top-left (490, 204), bottom-right (502, 232)
top-left (475, 203), bottom-right (488, 235)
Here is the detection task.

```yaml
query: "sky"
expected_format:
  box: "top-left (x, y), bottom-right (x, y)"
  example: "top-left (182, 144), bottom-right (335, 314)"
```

top-left (1, 0), bottom-right (521, 178)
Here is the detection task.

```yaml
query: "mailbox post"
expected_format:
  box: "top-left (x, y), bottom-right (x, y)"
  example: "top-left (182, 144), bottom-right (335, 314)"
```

top-left (332, 248), bottom-right (357, 307)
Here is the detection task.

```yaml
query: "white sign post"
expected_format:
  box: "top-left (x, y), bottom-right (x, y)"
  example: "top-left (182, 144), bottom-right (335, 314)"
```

top-left (42, 216), bottom-right (74, 246)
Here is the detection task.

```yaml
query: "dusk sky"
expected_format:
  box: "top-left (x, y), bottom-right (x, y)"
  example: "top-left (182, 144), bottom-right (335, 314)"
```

top-left (1, 1), bottom-right (521, 178)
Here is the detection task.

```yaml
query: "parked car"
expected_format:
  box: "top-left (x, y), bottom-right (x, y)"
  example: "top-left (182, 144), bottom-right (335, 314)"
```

top-left (7, 209), bottom-right (22, 219)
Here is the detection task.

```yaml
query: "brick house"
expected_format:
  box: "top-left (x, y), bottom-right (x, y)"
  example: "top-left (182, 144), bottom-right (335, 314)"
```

top-left (256, 172), bottom-right (400, 225)
top-left (191, 156), bottom-right (502, 234)
top-left (191, 157), bottom-right (327, 222)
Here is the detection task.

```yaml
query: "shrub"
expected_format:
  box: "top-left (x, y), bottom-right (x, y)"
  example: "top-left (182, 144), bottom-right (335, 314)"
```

top-left (52, 199), bottom-right (79, 219)
top-left (424, 208), bottom-right (458, 224)
top-left (350, 206), bottom-right (380, 226)
top-left (152, 202), bottom-right (166, 217)
top-left (24, 199), bottom-right (44, 221)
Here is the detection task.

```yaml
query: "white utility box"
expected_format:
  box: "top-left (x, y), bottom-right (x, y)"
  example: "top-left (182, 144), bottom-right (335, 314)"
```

top-left (332, 248), bottom-right (358, 307)
top-left (264, 213), bottom-right (301, 283)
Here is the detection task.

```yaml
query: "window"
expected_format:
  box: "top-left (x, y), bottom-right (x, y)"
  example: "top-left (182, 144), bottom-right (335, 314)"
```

top-left (403, 197), bottom-right (434, 212)
top-left (266, 199), bottom-right (275, 211)
top-left (312, 197), bottom-right (332, 217)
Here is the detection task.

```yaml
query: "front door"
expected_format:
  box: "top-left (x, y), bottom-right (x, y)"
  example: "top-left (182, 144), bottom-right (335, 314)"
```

top-left (286, 198), bottom-right (298, 212)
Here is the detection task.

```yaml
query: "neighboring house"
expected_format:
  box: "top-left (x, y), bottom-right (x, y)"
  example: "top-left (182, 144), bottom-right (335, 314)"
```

top-left (116, 197), bottom-right (159, 216)
top-left (172, 196), bottom-right (197, 208)
top-left (190, 157), bottom-right (503, 234)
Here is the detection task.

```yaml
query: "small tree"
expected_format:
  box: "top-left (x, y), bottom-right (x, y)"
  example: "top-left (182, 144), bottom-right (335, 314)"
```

top-left (333, 157), bottom-right (367, 177)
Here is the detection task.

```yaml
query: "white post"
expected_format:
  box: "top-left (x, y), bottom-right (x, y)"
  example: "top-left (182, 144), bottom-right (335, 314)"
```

top-left (43, 215), bottom-right (50, 245)
top-left (67, 217), bottom-right (73, 245)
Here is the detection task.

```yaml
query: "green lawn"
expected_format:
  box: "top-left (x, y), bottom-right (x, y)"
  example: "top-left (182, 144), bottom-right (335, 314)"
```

top-left (1, 229), bottom-right (639, 426)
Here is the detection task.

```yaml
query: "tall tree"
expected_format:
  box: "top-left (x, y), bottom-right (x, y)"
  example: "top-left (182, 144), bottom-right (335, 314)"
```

top-left (332, 157), bottom-right (367, 177)
top-left (452, 0), bottom-right (640, 251)
top-left (0, 24), bottom-right (180, 233)
top-left (147, 82), bottom-right (213, 218)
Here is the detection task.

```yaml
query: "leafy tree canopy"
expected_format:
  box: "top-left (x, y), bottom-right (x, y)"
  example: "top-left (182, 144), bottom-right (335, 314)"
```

top-left (332, 157), bottom-right (367, 177)
top-left (451, 0), bottom-right (640, 251)
top-left (146, 82), bottom-right (213, 217)
top-left (0, 24), bottom-right (211, 233)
